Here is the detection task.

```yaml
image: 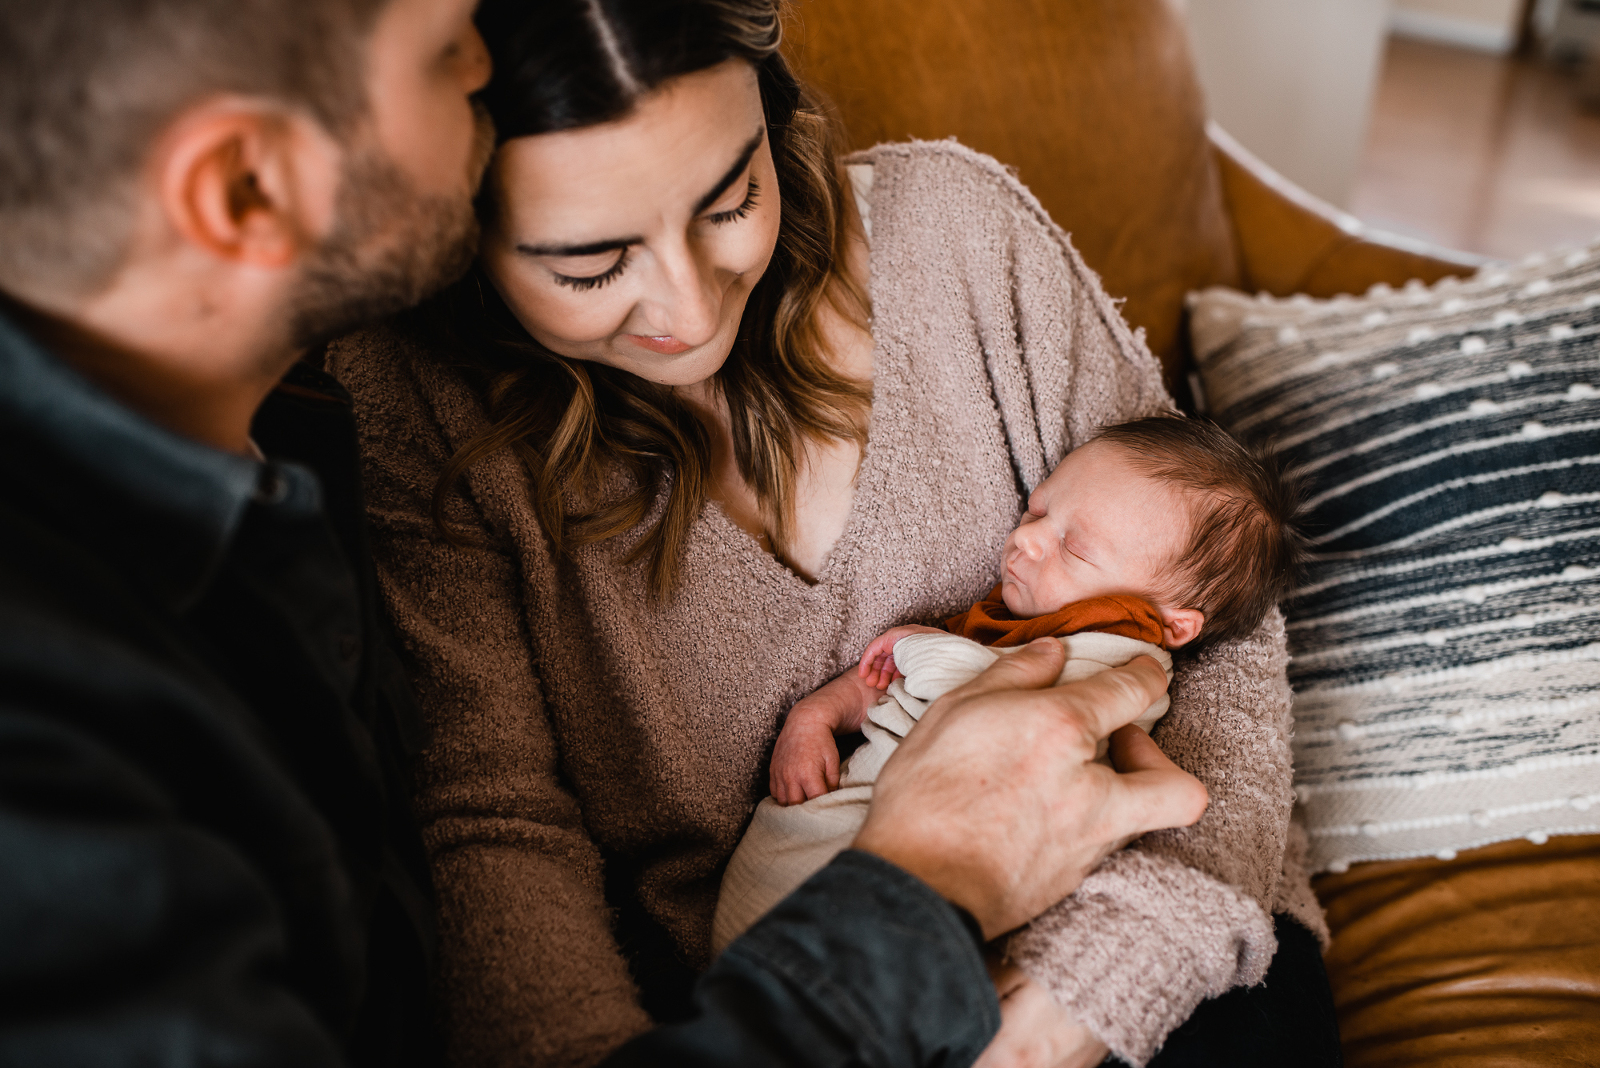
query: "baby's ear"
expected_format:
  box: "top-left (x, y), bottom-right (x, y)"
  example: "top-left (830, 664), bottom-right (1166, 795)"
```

top-left (1158, 607), bottom-right (1204, 649)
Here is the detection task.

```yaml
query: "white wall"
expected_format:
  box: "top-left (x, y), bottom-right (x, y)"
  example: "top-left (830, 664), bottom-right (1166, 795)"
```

top-left (1390, 0), bottom-right (1524, 53)
top-left (1182, 0), bottom-right (1394, 208)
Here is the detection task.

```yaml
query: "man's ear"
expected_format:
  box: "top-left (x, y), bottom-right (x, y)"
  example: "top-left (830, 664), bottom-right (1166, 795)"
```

top-left (155, 100), bottom-right (341, 269)
top-left (1158, 607), bottom-right (1204, 649)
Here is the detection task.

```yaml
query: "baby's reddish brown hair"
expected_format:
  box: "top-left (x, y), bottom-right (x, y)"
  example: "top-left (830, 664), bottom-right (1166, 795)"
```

top-left (1093, 415), bottom-right (1306, 650)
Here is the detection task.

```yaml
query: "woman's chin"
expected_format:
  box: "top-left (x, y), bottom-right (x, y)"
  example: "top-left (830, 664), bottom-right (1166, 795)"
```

top-left (601, 340), bottom-right (732, 389)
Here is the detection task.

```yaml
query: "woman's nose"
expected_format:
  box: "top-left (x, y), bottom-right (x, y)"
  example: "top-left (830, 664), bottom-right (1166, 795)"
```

top-left (644, 238), bottom-right (721, 347)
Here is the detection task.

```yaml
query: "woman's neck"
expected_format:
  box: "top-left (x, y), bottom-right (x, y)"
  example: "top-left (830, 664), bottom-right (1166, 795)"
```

top-left (672, 204), bottom-right (876, 580)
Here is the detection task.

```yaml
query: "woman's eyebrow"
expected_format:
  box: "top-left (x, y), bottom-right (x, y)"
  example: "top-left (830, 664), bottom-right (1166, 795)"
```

top-left (517, 127), bottom-right (765, 259)
top-left (692, 127), bottom-right (766, 215)
top-left (517, 235), bottom-right (639, 258)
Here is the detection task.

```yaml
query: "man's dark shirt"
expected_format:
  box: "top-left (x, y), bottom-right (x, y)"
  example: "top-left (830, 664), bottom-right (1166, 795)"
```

top-left (0, 310), bottom-right (437, 1066)
top-left (0, 309), bottom-right (999, 1067)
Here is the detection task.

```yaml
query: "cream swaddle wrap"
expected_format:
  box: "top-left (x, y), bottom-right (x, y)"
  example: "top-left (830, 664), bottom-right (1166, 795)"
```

top-left (711, 629), bottom-right (1173, 954)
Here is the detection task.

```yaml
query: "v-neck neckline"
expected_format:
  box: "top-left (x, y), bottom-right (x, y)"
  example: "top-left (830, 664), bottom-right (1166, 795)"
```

top-left (701, 171), bottom-right (885, 597)
top-left (701, 341), bottom-right (889, 597)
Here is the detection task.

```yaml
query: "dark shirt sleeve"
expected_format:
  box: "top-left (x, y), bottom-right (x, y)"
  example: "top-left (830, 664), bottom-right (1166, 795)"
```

top-left (0, 698), bottom-right (347, 1067)
top-left (603, 851), bottom-right (1001, 1068)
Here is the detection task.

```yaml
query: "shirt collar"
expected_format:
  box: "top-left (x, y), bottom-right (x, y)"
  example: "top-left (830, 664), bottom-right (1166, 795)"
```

top-left (0, 306), bottom-right (264, 612)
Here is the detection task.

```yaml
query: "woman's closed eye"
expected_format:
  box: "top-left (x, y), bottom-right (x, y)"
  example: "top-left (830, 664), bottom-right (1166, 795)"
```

top-left (544, 178), bottom-right (758, 292)
top-left (705, 178), bottom-right (760, 225)
top-left (549, 248), bottom-right (631, 291)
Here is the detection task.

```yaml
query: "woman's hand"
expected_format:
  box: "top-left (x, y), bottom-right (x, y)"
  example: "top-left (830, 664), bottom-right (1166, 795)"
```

top-left (769, 670), bottom-right (883, 805)
top-left (858, 624), bottom-right (945, 689)
top-left (975, 961), bottom-right (1110, 1068)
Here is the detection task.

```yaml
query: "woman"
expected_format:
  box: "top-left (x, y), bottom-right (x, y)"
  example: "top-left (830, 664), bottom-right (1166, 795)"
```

top-left (329, 1), bottom-right (1334, 1065)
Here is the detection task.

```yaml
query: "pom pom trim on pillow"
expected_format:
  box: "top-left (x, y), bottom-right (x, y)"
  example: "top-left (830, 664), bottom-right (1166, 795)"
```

top-left (1190, 245), bottom-right (1600, 873)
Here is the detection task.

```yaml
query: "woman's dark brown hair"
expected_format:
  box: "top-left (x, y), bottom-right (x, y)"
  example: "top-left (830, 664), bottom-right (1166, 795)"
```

top-left (427, 0), bottom-right (869, 596)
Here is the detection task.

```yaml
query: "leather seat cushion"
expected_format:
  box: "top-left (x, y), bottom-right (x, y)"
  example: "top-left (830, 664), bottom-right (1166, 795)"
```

top-left (1314, 833), bottom-right (1600, 1067)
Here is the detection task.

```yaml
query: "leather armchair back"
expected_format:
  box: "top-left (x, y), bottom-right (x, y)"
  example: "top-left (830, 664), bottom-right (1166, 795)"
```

top-left (784, 0), bottom-right (1239, 368)
top-left (783, 0), bottom-right (1476, 382)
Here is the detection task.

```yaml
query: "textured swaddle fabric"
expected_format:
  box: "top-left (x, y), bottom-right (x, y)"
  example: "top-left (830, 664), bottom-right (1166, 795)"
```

top-left (1189, 244), bottom-right (1600, 873)
top-left (711, 631), bottom-right (1171, 953)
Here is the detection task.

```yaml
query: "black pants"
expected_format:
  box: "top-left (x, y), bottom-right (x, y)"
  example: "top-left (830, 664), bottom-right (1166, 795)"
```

top-left (1126, 914), bottom-right (1343, 1068)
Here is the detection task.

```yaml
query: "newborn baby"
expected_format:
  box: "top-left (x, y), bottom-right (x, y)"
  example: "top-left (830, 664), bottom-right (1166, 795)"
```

top-left (712, 415), bottom-right (1303, 952)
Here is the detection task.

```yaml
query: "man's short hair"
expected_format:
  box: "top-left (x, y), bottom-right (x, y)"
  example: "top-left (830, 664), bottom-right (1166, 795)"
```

top-left (1094, 415), bottom-right (1306, 649)
top-left (0, 0), bottom-right (390, 298)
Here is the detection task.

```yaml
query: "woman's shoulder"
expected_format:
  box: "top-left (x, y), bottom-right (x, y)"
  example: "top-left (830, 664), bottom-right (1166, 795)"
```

top-left (328, 314), bottom-right (488, 439)
top-left (845, 139), bottom-right (1061, 241)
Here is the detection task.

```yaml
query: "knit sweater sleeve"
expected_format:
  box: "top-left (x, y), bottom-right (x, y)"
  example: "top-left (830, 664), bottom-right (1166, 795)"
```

top-left (859, 143), bottom-right (1294, 1068)
top-left (1007, 614), bottom-right (1293, 1067)
top-left (330, 330), bottom-right (653, 1068)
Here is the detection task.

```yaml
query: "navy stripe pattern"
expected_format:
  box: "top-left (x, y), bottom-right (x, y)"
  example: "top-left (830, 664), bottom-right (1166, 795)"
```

top-left (1190, 247), bottom-right (1600, 872)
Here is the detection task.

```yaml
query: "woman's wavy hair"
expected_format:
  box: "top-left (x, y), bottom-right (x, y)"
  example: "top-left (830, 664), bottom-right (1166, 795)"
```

top-left (424, 0), bottom-right (869, 597)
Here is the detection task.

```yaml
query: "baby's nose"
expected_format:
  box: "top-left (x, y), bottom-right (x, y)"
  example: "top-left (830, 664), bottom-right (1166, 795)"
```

top-left (1014, 525), bottom-right (1046, 560)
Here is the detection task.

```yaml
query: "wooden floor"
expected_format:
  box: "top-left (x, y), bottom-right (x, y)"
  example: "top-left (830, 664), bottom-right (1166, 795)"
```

top-left (1350, 36), bottom-right (1600, 261)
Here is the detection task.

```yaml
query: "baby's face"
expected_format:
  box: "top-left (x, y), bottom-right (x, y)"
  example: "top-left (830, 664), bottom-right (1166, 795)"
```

top-left (1001, 440), bottom-right (1193, 620)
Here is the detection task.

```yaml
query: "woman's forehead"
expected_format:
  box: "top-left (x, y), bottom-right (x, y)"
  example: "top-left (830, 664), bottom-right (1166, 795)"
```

top-left (488, 59), bottom-right (765, 241)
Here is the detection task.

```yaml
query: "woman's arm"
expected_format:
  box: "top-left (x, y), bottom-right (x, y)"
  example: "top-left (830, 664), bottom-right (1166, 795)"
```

top-left (333, 335), bottom-right (652, 1068)
top-left (1006, 615), bottom-right (1293, 1066)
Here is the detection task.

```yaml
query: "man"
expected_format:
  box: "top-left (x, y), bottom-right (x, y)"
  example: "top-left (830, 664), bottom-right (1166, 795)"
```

top-left (0, 0), bottom-right (1206, 1065)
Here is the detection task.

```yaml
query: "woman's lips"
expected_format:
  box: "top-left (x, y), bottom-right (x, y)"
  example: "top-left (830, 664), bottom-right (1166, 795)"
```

top-left (624, 334), bottom-right (693, 355)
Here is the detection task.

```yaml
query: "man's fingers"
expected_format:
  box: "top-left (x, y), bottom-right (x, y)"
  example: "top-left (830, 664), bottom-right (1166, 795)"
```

top-left (1045, 655), bottom-right (1169, 741)
top-left (1106, 723), bottom-right (1166, 772)
top-left (943, 638), bottom-right (1067, 703)
top-left (1104, 729), bottom-right (1210, 834)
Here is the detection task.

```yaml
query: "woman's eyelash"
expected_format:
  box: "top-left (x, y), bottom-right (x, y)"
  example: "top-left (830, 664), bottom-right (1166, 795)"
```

top-left (551, 180), bottom-right (756, 291)
top-left (707, 179), bottom-right (760, 225)
top-left (553, 248), bottom-right (630, 292)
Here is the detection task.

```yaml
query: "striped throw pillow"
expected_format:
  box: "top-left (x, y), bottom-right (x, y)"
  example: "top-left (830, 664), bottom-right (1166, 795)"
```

top-left (1189, 247), bottom-right (1600, 873)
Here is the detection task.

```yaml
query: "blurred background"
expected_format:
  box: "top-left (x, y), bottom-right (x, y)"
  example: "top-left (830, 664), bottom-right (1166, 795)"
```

top-left (1182, 0), bottom-right (1600, 260)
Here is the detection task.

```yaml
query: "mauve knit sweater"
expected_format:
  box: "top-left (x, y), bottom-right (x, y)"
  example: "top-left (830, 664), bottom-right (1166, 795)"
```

top-left (329, 141), bottom-right (1324, 1068)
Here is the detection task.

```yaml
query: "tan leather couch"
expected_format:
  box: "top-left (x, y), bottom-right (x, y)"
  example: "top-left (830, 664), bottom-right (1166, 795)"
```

top-left (784, 1), bottom-right (1600, 1062)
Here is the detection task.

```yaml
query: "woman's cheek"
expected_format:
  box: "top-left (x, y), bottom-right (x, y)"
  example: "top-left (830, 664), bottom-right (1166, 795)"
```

top-left (729, 178), bottom-right (782, 282)
top-left (535, 286), bottom-right (633, 347)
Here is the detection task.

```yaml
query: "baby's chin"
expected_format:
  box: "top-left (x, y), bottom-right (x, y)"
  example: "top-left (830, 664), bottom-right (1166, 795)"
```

top-left (1000, 579), bottom-right (1043, 618)
top-left (1002, 577), bottom-right (1080, 619)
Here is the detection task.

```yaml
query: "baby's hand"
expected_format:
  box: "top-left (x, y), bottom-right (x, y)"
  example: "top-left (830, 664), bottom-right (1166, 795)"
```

top-left (858, 624), bottom-right (946, 690)
top-left (769, 710), bottom-right (840, 806)
top-left (768, 671), bottom-right (885, 805)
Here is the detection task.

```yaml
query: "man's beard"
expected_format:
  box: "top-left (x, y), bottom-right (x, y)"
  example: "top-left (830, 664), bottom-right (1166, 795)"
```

top-left (286, 107), bottom-right (495, 349)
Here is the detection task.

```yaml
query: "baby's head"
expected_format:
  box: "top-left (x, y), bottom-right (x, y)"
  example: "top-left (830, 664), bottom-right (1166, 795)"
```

top-left (1001, 415), bottom-right (1304, 650)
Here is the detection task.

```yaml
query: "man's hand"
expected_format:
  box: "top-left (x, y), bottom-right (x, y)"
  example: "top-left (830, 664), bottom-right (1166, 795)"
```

top-left (852, 640), bottom-right (1208, 939)
top-left (857, 624), bottom-right (944, 690)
